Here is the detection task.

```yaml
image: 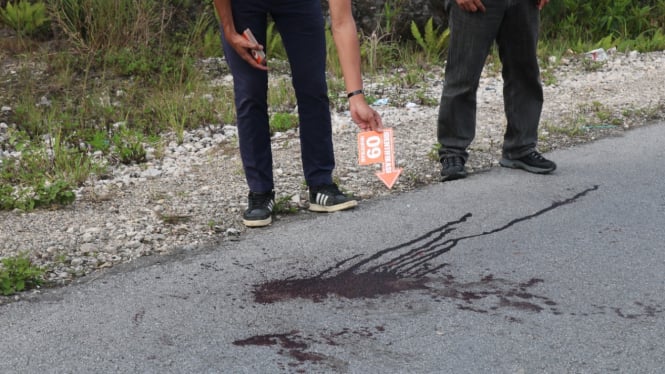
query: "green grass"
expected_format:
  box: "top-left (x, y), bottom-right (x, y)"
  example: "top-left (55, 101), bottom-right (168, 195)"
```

top-left (270, 112), bottom-right (299, 134)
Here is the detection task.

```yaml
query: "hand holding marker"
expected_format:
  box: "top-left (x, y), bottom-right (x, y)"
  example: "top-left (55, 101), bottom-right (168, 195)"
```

top-left (242, 28), bottom-right (266, 66)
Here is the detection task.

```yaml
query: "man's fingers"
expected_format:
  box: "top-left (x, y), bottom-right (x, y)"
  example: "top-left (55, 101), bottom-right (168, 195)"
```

top-left (474, 0), bottom-right (486, 12)
top-left (460, 0), bottom-right (485, 12)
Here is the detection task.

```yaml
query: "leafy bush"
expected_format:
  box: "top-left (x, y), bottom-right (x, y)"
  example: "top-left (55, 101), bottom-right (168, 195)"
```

top-left (1, 253), bottom-right (45, 296)
top-left (410, 17), bottom-right (449, 62)
top-left (0, 0), bottom-right (49, 38)
top-left (111, 127), bottom-right (147, 165)
top-left (541, 0), bottom-right (665, 47)
top-left (0, 179), bottom-right (75, 211)
top-left (0, 128), bottom-right (81, 211)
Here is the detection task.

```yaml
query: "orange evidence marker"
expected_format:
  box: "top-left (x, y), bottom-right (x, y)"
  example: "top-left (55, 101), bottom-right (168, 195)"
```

top-left (357, 128), bottom-right (402, 189)
top-left (242, 28), bottom-right (267, 66)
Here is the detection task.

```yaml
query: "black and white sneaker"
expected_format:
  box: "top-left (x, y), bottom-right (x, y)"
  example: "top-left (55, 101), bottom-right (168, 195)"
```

top-left (242, 191), bottom-right (275, 227)
top-left (309, 183), bottom-right (358, 212)
top-left (500, 150), bottom-right (557, 174)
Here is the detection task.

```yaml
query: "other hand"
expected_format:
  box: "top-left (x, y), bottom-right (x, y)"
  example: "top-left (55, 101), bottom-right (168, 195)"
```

top-left (456, 0), bottom-right (485, 12)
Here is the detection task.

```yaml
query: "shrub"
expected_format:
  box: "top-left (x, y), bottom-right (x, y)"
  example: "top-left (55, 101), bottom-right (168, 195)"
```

top-left (1, 253), bottom-right (45, 296)
top-left (410, 17), bottom-right (449, 63)
top-left (0, 0), bottom-right (49, 38)
top-left (541, 0), bottom-right (665, 46)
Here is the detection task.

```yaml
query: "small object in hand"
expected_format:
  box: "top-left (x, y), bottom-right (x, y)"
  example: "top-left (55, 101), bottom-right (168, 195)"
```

top-left (242, 28), bottom-right (267, 66)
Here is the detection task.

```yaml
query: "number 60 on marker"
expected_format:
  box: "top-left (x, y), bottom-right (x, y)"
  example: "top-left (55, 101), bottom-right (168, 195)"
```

top-left (357, 128), bottom-right (402, 189)
top-left (359, 134), bottom-right (383, 162)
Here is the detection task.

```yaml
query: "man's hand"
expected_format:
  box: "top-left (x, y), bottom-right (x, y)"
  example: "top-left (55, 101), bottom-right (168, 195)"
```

top-left (536, 0), bottom-right (549, 10)
top-left (349, 97), bottom-right (383, 132)
top-left (456, 0), bottom-right (485, 12)
top-left (226, 32), bottom-right (268, 71)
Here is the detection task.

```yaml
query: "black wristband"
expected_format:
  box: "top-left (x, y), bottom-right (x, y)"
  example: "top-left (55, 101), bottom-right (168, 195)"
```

top-left (347, 89), bottom-right (364, 98)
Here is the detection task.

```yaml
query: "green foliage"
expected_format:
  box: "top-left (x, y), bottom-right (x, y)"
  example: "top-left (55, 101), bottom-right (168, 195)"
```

top-left (0, 127), bottom-right (78, 211)
top-left (428, 143), bottom-right (441, 162)
top-left (111, 127), bottom-right (147, 165)
top-left (270, 112), bottom-right (299, 134)
top-left (0, 169), bottom-right (76, 211)
top-left (145, 83), bottom-right (218, 144)
top-left (381, 0), bottom-right (402, 36)
top-left (325, 25), bottom-right (342, 77)
top-left (89, 131), bottom-right (111, 153)
top-left (35, 180), bottom-right (76, 207)
top-left (0, 0), bottom-right (49, 37)
top-left (266, 21), bottom-right (286, 60)
top-left (50, 0), bottom-right (166, 53)
top-left (201, 26), bottom-right (223, 57)
top-left (410, 17), bottom-right (450, 62)
top-left (273, 194), bottom-right (298, 215)
top-left (49, 0), bottom-right (200, 86)
top-left (103, 46), bottom-right (194, 85)
top-left (541, 0), bottom-right (665, 50)
top-left (360, 30), bottom-right (401, 74)
top-left (616, 28), bottom-right (665, 52)
top-left (0, 253), bottom-right (45, 296)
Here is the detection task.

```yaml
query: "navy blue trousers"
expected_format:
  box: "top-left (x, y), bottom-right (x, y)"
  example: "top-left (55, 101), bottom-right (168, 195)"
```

top-left (221, 0), bottom-right (334, 193)
top-left (438, 0), bottom-right (543, 161)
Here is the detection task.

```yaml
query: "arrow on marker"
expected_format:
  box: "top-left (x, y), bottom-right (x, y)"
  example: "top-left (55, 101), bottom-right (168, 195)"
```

top-left (357, 128), bottom-right (403, 189)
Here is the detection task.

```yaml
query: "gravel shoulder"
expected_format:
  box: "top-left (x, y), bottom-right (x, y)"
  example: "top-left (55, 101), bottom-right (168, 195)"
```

top-left (1, 49), bottom-right (664, 304)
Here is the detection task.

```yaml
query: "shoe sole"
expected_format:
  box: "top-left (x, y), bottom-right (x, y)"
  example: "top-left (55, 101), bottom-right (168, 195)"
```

top-left (440, 171), bottom-right (467, 182)
top-left (499, 158), bottom-right (556, 174)
top-left (243, 216), bottom-right (272, 227)
top-left (309, 200), bottom-right (358, 213)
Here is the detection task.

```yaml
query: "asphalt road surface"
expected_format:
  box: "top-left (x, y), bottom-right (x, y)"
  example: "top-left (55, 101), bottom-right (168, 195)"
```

top-left (2, 122), bottom-right (664, 374)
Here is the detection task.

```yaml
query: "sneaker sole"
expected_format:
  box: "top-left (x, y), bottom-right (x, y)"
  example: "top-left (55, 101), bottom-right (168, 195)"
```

top-left (499, 158), bottom-right (556, 174)
top-left (243, 216), bottom-right (272, 227)
top-left (440, 171), bottom-right (467, 182)
top-left (309, 200), bottom-right (358, 213)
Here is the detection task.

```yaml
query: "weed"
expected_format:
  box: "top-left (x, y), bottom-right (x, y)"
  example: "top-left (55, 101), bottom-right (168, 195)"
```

top-left (411, 17), bottom-right (449, 63)
top-left (542, 118), bottom-right (587, 137)
top-left (207, 219), bottom-right (217, 230)
top-left (49, 0), bottom-right (166, 54)
top-left (413, 88), bottom-right (438, 106)
top-left (540, 0), bottom-right (665, 48)
top-left (111, 127), bottom-right (147, 165)
top-left (325, 26), bottom-right (341, 78)
top-left (428, 143), bottom-right (441, 162)
top-left (0, 253), bottom-right (45, 296)
top-left (0, 178), bottom-right (75, 211)
top-left (273, 194), bottom-right (298, 215)
top-left (360, 30), bottom-right (400, 74)
top-left (267, 77), bottom-right (296, 112)
top-left (582, 58), bottom-right (606, 72)
top-left (202, 26), bottom-right (223, 57)
top-left (541, 69), bottom-right (558, 86)
top-left (0, 0), bottom-right (49, 38)
top-left (270, 112), bottom-right (299, 134)
top-left (266, 21), bottom-right (286, 60)
top-left (381, 0), bottom-right (402, 36)
top-left (89, 131), bottom-right (111, 153)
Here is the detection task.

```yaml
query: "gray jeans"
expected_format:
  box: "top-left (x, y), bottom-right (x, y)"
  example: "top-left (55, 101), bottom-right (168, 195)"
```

top-left (437, 0), bottom-right (543, 161)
